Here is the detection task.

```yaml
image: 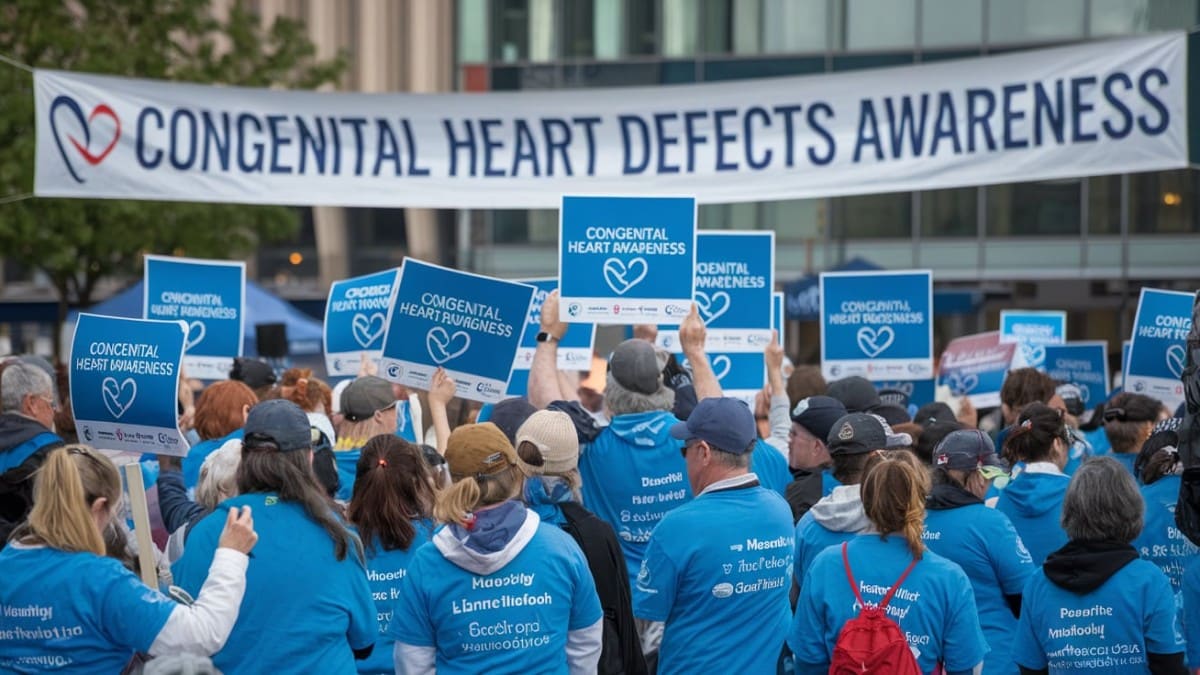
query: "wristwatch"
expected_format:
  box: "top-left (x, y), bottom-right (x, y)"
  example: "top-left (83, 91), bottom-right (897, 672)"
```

top-left (536, 331), bottom-right (561, 343)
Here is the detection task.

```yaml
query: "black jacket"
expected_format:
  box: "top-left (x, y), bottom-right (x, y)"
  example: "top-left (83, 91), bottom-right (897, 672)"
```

top-left (559, 501), bottom-right (648, 675)
top-left (0, 413), bottom-right (63, 546)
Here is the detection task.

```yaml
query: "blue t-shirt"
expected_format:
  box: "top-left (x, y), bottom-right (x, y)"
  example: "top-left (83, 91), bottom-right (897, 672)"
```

top-left (789, 535), bottom-right (989, 674)
top-left (355, 521), bottom-right (434, 675)
top-left (173, 492), bottom-right (377, 675)
top-left (393, 400), bottom-right (418, 444)
top-left (333, 436), bottom-right (368, 502)
top-left (750, 439), bottom-right (791, 499)
top-left (924, 502), bottom-right (1034, 675)
top-left (821, 470), bottom-right (840, 497)
top-left (1184, 556), bottom-right (1200, 670)
top-left (1013, 559), bottom-right (1185, 674)
top-left (1109, 452), bottom-right (1140, 481)
top-left (182, 428), bottom-right (243, 490)
top-left (0, 545), bottom-right (175, 673)
top-left (633, 483), bottom-right (794, 675)
top-left (995, 471), bottom-right (1071, 566)
top-left (1134, 476), bottom-right (1199, 633)
top-left (579, 411), bottom-right (693, 583)
top-left (387, 520), bottom-right (603, 674)
top-left (792, 490), bottom-right (863, 592)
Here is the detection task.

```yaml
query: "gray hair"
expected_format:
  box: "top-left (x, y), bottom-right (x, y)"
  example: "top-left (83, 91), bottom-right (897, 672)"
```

top-left (1, 362), bottom-right (54, 413)
top-left (710, 446), bottom-right (752, 470)
top-left (196, 439), bottom-right (242, 510)
top-left (1062, 456), bottom-right (1144, 543)
top-left (604, 374), bottom-right (675, 417)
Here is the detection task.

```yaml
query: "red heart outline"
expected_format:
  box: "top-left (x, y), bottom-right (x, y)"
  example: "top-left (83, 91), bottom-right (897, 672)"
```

top-left (68, 104), bottom-right (121, 165)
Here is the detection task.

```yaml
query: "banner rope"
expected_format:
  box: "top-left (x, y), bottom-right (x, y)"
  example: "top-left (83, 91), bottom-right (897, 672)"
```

top-left (0, 192), bottom-right (34, 205)
top-left (0, 52), bottom-right (34, 73)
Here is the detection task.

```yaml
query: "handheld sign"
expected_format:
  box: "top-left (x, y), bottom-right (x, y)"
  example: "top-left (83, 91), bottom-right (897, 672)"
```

top-left (144, 255), bottom-right (245, 380)
top-left (773, 292), bottom-right (785, 347)
top-left (1044, 341), bottom-right (1110, 408)
top-left (937, 331), bottom-right (1016, 408)
top-left (559, 195), bottom-right (696, 324)
top-left (70, 313), bottom-right (187, 455)
top-left (1127, 288), bottom-right (1193, 410)
top-left (1000, 310), bottom-right (1066, 369)
top-left (820, 270), bottom-right (933, 381)
top-left (874, 379), bottom-right (936, 418)
top-left (1121, 339), bottom-right (1132, 388)
top-left (682, 351), bottom-right (765, 410)
top-left (512, 278), bottom-right (597, 373)
top-left (324, 269), bottom-right (400, 377)
top-left (379, 259), bottom-right (535, 404)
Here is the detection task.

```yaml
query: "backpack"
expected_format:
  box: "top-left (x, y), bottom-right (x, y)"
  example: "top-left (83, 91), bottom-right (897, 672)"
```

top-left (830, 542), bottom-right (922, 675)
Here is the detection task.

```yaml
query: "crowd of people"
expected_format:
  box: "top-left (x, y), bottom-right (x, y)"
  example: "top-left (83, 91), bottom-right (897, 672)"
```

top-left (0, 291), bottom-right (1196, 674)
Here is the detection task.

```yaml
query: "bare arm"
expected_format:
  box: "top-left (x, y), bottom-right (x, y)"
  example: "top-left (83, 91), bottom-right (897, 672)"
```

top-left (528, 290), bottom-right (569, 409)
top-left (426, 368), bottom-right (455, 455)
top-left (764, 331), bottom-right (791, 454)
top-left (679, 304), bottom-right (722, 400)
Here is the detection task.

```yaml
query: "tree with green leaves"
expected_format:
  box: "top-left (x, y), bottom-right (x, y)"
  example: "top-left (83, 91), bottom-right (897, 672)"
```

top-left (0, 0), bottom-right (346, 360)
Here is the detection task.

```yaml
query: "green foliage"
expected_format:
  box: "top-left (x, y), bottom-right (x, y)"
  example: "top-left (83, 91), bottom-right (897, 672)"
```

top-left (0, 0), bottom-right (347, 320)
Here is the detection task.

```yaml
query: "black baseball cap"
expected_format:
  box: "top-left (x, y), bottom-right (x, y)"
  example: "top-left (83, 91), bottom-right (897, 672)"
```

top-left (826, 376), bottom-right (881, 413)
top-left (933, 429), bottom-right (1006, 478)
top-left (827, 413), bottom-right (912, 456)
top-left (791, 396), bottom-right (847, 442)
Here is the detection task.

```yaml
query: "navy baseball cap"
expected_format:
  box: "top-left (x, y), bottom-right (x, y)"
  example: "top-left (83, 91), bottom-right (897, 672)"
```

top-left (670, 397), bottom-right (757, 454)
top-left (934, 429), bottom-right (1006, 477)
top-left (244, 399), bottom-right (312, 452)
top-left (791, 396), bottom-right (848, 442)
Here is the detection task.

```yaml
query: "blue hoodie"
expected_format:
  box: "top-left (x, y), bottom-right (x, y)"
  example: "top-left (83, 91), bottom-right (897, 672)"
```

top-left (994, 468), bottom-right (1070, 566)
top-left (579, 410), bottom-right (692, 583)
top-left (750, 439), bottom-right (791, 499)
top-left (1134, 475), bottom-right (1200, 636)
top-left (1109, 451), bottom-right (1140, 481)
top-left (1185, 556), bottom-right (1200, 670)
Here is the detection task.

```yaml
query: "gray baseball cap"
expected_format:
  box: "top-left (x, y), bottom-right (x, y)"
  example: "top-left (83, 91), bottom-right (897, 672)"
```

top-left (609, 339), bottom-right (667, 395)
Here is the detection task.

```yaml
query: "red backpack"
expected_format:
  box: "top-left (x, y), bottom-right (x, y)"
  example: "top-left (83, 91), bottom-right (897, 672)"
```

top-left (829, 542), bottom-right (923, 675)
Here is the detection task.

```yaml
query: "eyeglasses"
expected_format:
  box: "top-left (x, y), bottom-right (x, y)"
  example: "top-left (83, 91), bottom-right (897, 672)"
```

top-left (680, 439), bottom-right (704, 458)
top-left (34, 394), bottom-right (58, 412)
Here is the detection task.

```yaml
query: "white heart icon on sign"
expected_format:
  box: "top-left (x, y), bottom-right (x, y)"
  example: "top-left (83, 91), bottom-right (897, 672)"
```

top-left (710, 355), bottom-right (732, 381)
top-left (351, 312), bottom-right (387, 349)
top-left (1022, 343), bottom-right (1047, 366)
top-left (947, 371), bottom-right (979, 395)
top-left (426, 327), bottom-right (471, 365)
top-left (694, 291), bottom-right (731, 325)
top-left (602, 257), bottom-right (649, 296)
top-left (856, 326), bottom-right (895, 358)
top-left (1166, 344), bottom-right (1186, 379)
top-left (101, 376), bottom-right (137, 419)
top-left (184, 321), bottom-right (206, 351)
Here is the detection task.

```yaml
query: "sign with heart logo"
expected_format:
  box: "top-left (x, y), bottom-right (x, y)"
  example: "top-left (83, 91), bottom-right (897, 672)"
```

top-left (936, 331), bottom-right (1016, 408)
top-left (70, 313), bottom-right (188, 455)
top-left (1000, 310), bottom-right (1066, 370)
top-left (352, 313), bottom-right (387, 349)
top-left (144, 255), bottom-right (245, 381)
top-left (380, 259), bottom-right (535, 403)
top-left (677, 352), bottom-right (766, 410)
top-left (559, 196), bottom-right (697, 324)
top-left (1044, 341), bottom-right (1110, 408)
top-left (507, 279), bottom-right (597, 396)
top-left (820, 270), bottom-right (933, 381)
top-left (324, 268), bottom-right (400, 377)
top-left (1126, 288), bottom-right (1194, 412)
top-left (694, 291), bottom-right (731, 325)
top-left (48, 95), bottom-right (122, 184)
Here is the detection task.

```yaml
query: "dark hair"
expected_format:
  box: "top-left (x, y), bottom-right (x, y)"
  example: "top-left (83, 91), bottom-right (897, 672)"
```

top-left (237, 434), bottom-right (361, 562)
top-left (1103, 392), bottom-right (1164, 455)
top-left (1137, 429), bottom-right (1182, 485)
top-left (1000, 368), bottom-right (1057, 414)
top-left (786, 365), bottom-right (827, 410)
top-left (348, 435), bottom-right (436, 552)
top-left (831, 449), bottom-right (886, 485)
top-left (1003, 403), bottom-right (1067, 464)
top-left (914, 420), bottom-right (962, 465)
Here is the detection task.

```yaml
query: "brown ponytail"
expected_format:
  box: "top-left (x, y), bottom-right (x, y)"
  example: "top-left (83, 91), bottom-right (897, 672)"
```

top-left (26, 445), bottom-right (121, 555)
top-left (861, 451), bottom-right (929, 560)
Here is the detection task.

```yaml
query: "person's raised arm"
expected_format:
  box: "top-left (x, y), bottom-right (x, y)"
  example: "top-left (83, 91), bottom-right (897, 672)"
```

top-left (426, 368), bottom-right (455, 455)
top-left (679, 304), bottom-right (722, 401)
top-left (529, 290), bottom-right (569, 409)
top-left (764, 331), bottom-right (791, 454)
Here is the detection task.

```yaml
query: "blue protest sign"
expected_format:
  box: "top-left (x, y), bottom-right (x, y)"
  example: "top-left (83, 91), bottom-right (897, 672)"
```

top-left (773, 292), bottom-right (785, 347)
top-left (681, 351), bottom-right (765, 409)
top-left (70, 313), bottom-right (187, 455)
top-left (143, 255), bottom-right (245, 380)
top-left (1121, 339), bottom-right (1131, 387)
top-left (324, 269), bottom-right (399, 377)
top-left (512, 278), bottom-right (597, 374)
top-left (1000, 310), bottom-right (1066, 369)
top-left (379, 259), bottom-right (535, 403)
top-left (820, 270), bottom-right (933, 381)
top-left (937, 331), bottom-right (1016, 408)
top-left (559, 195), bottom-right (696, 324)
top-left (1044, 341), bottom-right (1110, 408)
top-left (874, 379), bottom-right (935, 418)
top-left (1127, 288), bottom-right (1193, 410)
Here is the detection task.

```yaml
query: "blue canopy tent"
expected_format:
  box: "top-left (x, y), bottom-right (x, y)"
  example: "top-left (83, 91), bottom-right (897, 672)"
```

top-left (783, 257), bottom-right (982, 319)
top-left (65, 280), bottom-right (324, 357)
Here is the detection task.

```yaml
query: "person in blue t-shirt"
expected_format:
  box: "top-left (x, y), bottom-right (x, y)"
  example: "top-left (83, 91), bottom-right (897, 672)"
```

top-left (347, 434), bottom-right (438, 675)
top-left (1101, 392), bottom-right (1170, 481)
top-left (183, 379), bottom-right (258, 490)
top-left (1014, 457), bottom-right (1187, 674)
top-left (389, 422), bottom-right (603, 674)
top-left (0, 444), bottom-right (257, 673)
top-left (174, 399), bottom-right (377, 674)
top-left (925, 429), bottom-right (1033, 675)
top-left (1184, 556), bottom-right (1200, 672)
top-left (789, 453), bottom-right (988, 674)
top-left (996, 403), bottom-right (1073, 566)
top-left (333, 376), bottom-right (402, 501)
top-left (633, 397), bottom-right (795, 675)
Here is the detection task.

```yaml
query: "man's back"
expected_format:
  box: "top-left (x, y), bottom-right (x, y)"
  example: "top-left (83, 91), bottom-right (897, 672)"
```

top-left (0, 412), bottom-right (63, 545)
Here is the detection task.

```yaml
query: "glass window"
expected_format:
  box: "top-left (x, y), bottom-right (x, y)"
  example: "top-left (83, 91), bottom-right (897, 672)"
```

top-left (987, 0), bottom-right (1084, 44)
top-left (834, 193), bottom-right (912, 238)
top-left (699, 203), bottom-right (759, 230)
top-left (492, 209), bottom-right (557, 244)
top-left (763, 0), bottom-right (830, 52)
top-left (921, 187), bottom-right (977, 237)
top-left (1090, 0), bottom-right (1198, 36)
top-left (593, 0), bottom-right (622, 59)
top-left (1088, 175), bottom-right (1121, 235)
top-left (564, 62), bottom-right (659, 87)
top-left (702, 56), bottom-right (824, 81)
top-left (920, 0), bottom-right (982, 47)
top-left (1130, 169), bottom-right (1200, 234)
top-left (700, 0), bottom-right (733, 54)
top-left (458, 0), bottom-right (489, 63)
top-left (492, 0), bottom-right (529, 62)
top-left (562, 0), bottom-right (596, 58)
top-left (986, 180), bottom-right (1081, 236)
top-left (845, 0), bottom-right (916, 51)
top-left (732, 0), bottom-right (761, 54)
top-left (763, 199), bottom-right (825, 240)
top-left (831, 52), bottom-right (914, 71)
top-left (661, 60), bottom-right (698, 83)
top-left (625, 0), bottom-right (659, 55)
top-left (490, 64), bottom-right (559, 90)
top-left (662, 0), bottom-right (699, 56)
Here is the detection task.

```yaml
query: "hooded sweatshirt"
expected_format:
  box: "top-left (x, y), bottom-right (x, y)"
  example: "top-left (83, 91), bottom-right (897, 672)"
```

top-left (792, 484), bottom-right (870, 592)
top-left (994, 464), bottom-right (1070, 566)
top-left (1014, 540), bottom-right (1185, 674)
top-left (0, 413), bottom-right (63, 545)
top-left (389, 502), bottom-right (603, 675)
top-left (579, 411), bottom-right (693, 583)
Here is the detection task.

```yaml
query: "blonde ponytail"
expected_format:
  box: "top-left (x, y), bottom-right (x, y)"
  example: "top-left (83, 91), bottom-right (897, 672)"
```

top-left (433, 465), bottom-right (523, 527)
top-left (27, 446), bottom-right (120, 555)
top-left (862, 451), bottom-right (929, 560)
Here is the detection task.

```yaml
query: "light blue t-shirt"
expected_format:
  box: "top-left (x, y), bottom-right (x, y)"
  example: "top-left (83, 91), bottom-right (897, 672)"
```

top-left (579, 411), bottom-right (693, 583)
top-left (821, 470), bottom-right (840, 497)
top-left (792, 488), bottom-right (863, 593)
top-left (333, 436), bottom-right (368, 502)
top-left (387, 520), bottom-right (603, 674)
top-left (355, 521), bottom-right (434, 675)
top-left (924, 501), bottom-right (1034, 675)
top-left (750, 439), bottom-right (791, 500)
top-left (1013, 559), bottom-right (1185, 674)
top-left (633, 482), bottom-right (794, 675)
top-left (1109, 451), bottom-right (1140, 481)
top-left (789, 534), bottom-right (989, 674)
top-left (183, 428), bottom-right (243, 489)
top-left (995, 471), bottom-right (1071, 566)
top-left (1184, 556), bottom-right (1200, 670)
top-left (0, 545), bottom-right (176, 674)
top-left (1134, 476), bottom-right (1199, 636)
top-left (173, 492), bottom-right (377, 675)
top-left (393, 400), bottom-right (418, 444)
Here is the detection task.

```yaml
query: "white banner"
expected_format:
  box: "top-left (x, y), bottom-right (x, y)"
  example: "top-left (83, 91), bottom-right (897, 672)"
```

top-left (35, 33), bottom-right (1186, 209)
